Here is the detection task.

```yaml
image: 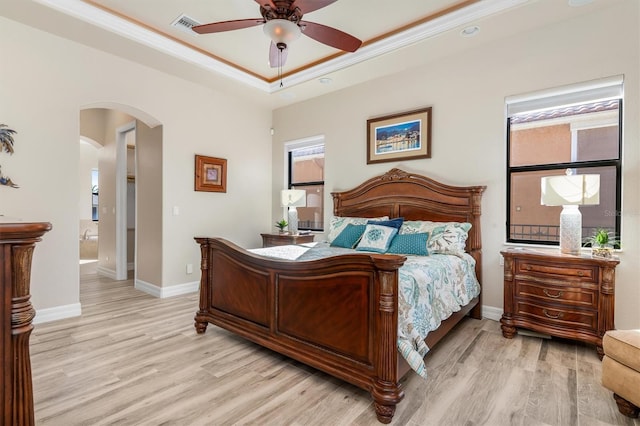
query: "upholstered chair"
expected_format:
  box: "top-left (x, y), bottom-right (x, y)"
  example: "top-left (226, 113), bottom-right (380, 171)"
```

top-left (601, 329), bottom-right (640, 418)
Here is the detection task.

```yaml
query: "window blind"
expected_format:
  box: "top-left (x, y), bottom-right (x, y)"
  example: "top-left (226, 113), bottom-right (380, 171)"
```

top-left (506, 75), bottom-right (623, 117)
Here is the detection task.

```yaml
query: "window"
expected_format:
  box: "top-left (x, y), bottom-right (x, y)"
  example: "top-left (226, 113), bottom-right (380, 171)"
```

top-left (288, 142), bottom-right (324, 231)
top-left (506, 77), bottom-right (622, 246)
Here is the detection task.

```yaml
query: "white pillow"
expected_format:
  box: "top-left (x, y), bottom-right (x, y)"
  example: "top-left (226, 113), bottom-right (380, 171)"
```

top-left (355, 224), bottom-right (398, 253)
top-left (327, 215), bottom-right (389, 243)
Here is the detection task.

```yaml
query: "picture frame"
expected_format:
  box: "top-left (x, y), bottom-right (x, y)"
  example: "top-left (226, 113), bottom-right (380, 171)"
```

top-left (195, 155), bottom-right (227, 193)
top-left (366, 107), bottom-right (432, 164)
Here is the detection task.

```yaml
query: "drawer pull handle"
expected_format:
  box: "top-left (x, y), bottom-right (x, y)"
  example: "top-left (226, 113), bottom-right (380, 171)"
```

top-left (543, 289), bottom-right (563, 298)
top-left (577, 271), bottom-right (584, 277)
top-left (525, 265), bottom-right (532, 271)
top-left (543, 309), bottom-right (563, 319)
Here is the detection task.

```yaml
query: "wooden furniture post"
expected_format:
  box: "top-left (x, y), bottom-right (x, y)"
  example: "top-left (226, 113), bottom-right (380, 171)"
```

top-left (1, 221), bottom-right (51, 426)
top-left (468, 187), bottom-right (484, 319)
top-left (371, 257), bottom-right (404, 424)
top-left (194, 237), bottom-right (210, 334)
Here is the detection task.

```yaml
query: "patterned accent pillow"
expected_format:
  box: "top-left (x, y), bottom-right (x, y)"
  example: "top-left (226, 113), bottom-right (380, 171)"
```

top-left (387, 233), bottom-right (429, 255)
top-left (327, 215), bottom-right (389, 243)
top-left (330, 224), bottom-right (366, 248)
top-left (399, 221), bottom-right (472, 253)
top-left (355, 224), bottom-right (398, 253)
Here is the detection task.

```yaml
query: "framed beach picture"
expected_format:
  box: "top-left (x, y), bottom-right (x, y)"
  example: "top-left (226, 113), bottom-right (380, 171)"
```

top-left (366, 107), bottom-right (432, 164)
top-left (195, 155), bottom-right (227, 192)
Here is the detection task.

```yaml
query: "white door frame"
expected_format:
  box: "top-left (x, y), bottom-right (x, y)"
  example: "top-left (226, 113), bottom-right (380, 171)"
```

top-left (115, 121), bottom-right (135, 280)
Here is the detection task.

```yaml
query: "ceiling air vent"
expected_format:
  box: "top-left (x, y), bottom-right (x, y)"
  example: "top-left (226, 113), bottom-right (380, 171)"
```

top-left (171, 14), bottom-right (201, 34)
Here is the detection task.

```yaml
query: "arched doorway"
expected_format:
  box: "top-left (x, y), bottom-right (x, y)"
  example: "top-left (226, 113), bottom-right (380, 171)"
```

top-left (79, 104), bottom-right (163, 291)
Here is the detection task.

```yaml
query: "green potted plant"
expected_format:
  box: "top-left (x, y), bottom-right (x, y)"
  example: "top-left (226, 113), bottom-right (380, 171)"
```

top-left (585, 228), bottom-right (618, 258)
top-left (275, 219), bottom-right (288, 234)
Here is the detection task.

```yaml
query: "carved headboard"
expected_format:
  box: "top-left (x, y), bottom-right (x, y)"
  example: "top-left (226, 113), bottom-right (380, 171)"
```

top-left (331, 168), bottom-right (486, 283)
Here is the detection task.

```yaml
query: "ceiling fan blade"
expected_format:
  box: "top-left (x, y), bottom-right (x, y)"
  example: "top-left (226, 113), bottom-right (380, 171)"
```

top-left (292, 0), bottom-right (338, 14)
top-left (192, 19), bottom-right (264, 35)
top-left (299, 20), bottom-right (362, 52)
top-left (254, 0), bottom-right (277, 10)
top-left (269, 41), bottom-right (289, 68)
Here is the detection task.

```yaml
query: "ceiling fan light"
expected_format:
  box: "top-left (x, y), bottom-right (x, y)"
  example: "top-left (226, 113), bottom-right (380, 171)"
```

top-left (263, 19), bottom-right (301, 44)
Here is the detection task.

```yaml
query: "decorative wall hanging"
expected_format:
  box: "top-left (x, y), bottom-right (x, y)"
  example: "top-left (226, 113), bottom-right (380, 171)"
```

top-left (195, 155), bottom-right (227, 193)
top-left (0, 124), bottom-right (18, 188)
top-left (366, 107), bottom-right (432, 164)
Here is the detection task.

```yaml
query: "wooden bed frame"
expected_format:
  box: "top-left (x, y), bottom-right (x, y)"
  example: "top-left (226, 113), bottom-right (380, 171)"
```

top-left (194, 168), bottom-right (485, 423)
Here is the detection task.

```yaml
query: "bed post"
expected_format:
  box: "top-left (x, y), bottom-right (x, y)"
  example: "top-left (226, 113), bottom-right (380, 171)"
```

top-left (468, 187), bottom-right (485, 320)
top-left (194, 237), bottom-right (210, 334)
top-left (370, 256), bottom-right (405, 424)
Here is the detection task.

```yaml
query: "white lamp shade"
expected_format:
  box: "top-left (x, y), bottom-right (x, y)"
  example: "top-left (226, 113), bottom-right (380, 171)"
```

top-left (281, 189), bottom-right (306, 207)
top-left (263, 19), bottom-right (301, 44)
top-left (541, 174), bottom-right (600, 206)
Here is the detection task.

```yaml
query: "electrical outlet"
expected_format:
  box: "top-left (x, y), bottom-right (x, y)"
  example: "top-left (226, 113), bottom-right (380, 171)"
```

top-left (186, 263), bottom-right (193, 274)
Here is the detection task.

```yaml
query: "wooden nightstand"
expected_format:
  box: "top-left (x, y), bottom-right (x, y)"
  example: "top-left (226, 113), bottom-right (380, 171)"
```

top-left (500, 248), bottom-right (619, 358)
top-left (261, 233), bottom-right (315, 248)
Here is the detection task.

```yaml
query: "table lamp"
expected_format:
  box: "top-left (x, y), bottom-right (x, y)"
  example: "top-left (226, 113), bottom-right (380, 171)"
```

top-left (541, 171), bottom-right (600, 255)
top-left (281, 189), bottom-right (306, 235)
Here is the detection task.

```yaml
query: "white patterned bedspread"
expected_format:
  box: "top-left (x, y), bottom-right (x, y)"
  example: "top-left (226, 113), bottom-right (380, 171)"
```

top-left (248, 242), bottom-right (480, 379)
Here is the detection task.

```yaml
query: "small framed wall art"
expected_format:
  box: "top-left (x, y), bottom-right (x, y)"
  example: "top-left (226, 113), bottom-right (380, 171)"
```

top-left (195, 155), bottom-right (227, 193)
top-left (366, 107), bottom-right (432, 164)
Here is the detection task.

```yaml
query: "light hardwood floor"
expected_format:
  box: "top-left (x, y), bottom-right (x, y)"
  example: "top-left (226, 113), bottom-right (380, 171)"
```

top-left (30, 262), bottom-right (638, 426)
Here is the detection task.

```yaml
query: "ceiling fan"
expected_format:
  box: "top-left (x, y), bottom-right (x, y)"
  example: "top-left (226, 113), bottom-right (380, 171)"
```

top-left (191, 0), bottom-right (362, 69)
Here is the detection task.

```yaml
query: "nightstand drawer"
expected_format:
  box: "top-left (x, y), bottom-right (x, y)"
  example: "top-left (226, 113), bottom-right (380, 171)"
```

top-left (515, 301), bottom-right (597, 330)
top-left (515, 281), bottom-right (597, 309)
top-left (516, 259), bottom-right (596, 283)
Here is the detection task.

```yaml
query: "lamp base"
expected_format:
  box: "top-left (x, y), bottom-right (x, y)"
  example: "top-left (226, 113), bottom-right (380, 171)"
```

top-left (288, 207), bottom-right (299, 235)
top-left (559, 205), bottom-right (582, 255)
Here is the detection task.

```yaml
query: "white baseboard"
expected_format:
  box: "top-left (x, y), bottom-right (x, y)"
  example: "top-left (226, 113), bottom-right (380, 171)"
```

top-left (482, 305), bottom-right (503, 322)
top-left (135, 279), bottom-right (199, 298)
top-left (34, 303), bottom-right (82, 324)
top-left (96, 266), bottom-right (116, 279)
top-left (98, 266), bottom-right (134, 279)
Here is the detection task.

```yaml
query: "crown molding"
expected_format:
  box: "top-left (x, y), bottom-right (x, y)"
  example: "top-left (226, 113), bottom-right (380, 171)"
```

top-left (34, 0), bottom-right (270, 91)
top-left (35, 0), bottom-right (527, 94)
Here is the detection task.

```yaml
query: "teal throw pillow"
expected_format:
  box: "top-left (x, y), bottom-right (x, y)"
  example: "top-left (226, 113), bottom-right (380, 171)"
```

top-left (330, 224), bottom-right (366, 248)
top-left (356, 224), bottom-right (398, 253)
top-left (387, 233), bottom-right (429, 255)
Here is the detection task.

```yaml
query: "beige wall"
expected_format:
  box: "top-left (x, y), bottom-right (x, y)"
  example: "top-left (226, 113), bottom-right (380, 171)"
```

top-left (0, 16), bottom-right (272, 313)
top-left (272, 1), bottom-right (640, 328)
top-left (80, 109), bottom-right (107, 146)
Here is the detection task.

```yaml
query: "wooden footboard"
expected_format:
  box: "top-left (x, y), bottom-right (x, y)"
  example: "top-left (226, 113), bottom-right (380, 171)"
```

top-left (194, 237), bottom-right (407, 423)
